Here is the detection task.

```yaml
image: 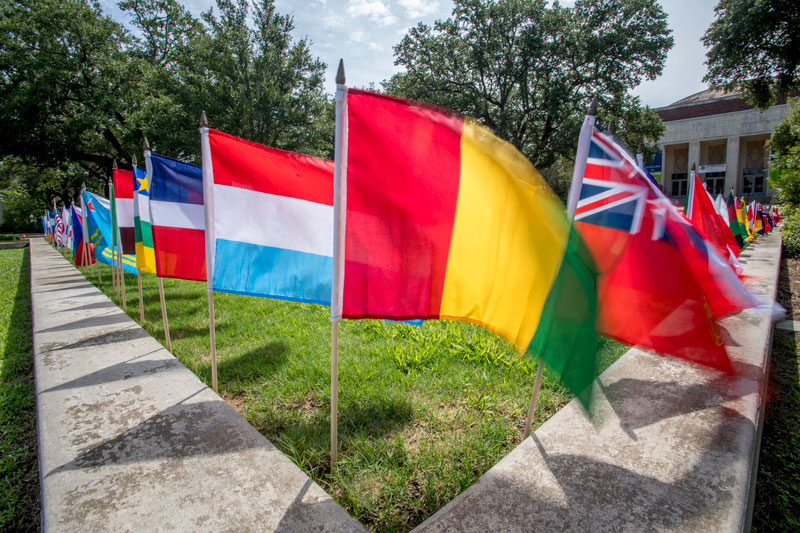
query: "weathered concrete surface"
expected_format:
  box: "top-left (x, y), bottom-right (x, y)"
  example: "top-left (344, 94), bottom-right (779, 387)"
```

top-left (30, 240), bottom-right (364, 532)
top-left (416, 231), bottom-right (782, 532)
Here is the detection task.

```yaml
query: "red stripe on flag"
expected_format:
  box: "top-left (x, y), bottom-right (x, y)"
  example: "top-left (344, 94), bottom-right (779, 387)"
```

top-left (343, 89), bottom-right (463, 318)
top-left (151, 226), bottom-right (207, 281)
top-left (112, 169), bottom-right (134, 199)
top-left (575, 191), bottom-right (633, 216)
top-left (208, 129), bottom-right (333, 205)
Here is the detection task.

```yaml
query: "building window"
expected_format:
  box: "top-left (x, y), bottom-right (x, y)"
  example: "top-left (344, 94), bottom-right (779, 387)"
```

top-left (743, 168), bottom-right (766, 195)
top-left (671, 173), bottom-right (688, 196)
top-left (703, 172), bottom-right (726, 196)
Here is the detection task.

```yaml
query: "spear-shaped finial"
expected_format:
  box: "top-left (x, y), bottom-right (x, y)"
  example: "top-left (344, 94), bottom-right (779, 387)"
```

top-left (81, 181), bottom-right (86, 190)
top-left (113, 159), bottom-right (118, 170)
top-left (637, 140), bottom-right (643, 154)
top-left (200, 111), bottom-right (208, 128)
top-left (132, 153), bottom-right (137, 166)
top-left (607, 120), bottom-right (615, 135)
top-left (336, 59), bottom-right (345, 85)
top-left (588, 95), bottom-right (598, 116)
top-left (143, 136), bottom-right (150, 151)
top-left (692, 162), bottom-right (697, 171)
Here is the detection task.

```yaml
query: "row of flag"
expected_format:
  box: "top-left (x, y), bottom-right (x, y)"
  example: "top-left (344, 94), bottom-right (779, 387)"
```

top-left (45, 75), bottom-right (778, 430)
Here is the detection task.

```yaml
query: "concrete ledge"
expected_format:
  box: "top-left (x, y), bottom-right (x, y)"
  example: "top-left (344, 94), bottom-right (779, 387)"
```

top-left (416, 231), bottom-right (782, 532)
top-left (30, 239), bottom-right (364, 532)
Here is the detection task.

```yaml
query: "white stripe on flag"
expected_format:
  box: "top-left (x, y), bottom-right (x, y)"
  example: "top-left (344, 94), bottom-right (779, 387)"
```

top-left (115, 198), bottom-right (135, 226)
top-left (150, 200), bottom-right (205, 230)
top-left (136, 194), bottom-right (151, 223)
top-left (213, 184), bottom-right (333, 257)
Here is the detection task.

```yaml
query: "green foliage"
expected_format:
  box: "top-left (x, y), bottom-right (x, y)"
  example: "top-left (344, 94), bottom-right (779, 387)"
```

top-left (75, 257), bottom-right (628, 531)
top-left (779, 206), bottom-right (800, 257)
top-left (768, 98), bottom-right (800, 205)
top-left (0, 248), bottom-right (39, 530)
top-left (385, 0), bottom-right (672, 177)
top-left (0, 186), bottom-right (44, 232)
top-left (703, 0), bottom-right (800, 109)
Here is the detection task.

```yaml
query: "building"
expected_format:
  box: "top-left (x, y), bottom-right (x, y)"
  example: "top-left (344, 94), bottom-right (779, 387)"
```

top-left (655, 89), bottom-right (795, 204)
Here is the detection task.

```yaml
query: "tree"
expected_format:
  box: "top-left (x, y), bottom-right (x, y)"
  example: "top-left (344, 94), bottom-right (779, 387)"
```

top-left (768, 98), bottom-right (800, 204)
top-left (385, 0), bottom-right (672, 178)
top-left (703, 0), bottom-right (800, 109)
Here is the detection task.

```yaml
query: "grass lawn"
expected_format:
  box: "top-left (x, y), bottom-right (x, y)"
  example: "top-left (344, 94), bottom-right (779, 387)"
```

top-left (753, 255), bottom-right (800, 531)
top-left (0, 247), bottom-right (39, 531)
top-left (69, 249), bottom-right (627, 531)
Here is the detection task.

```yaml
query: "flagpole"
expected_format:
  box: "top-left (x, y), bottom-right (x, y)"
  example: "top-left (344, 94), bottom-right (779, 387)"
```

top-left (112, 161), bottom-right (127, 310)
top-left (144, 138), bottom-right (172, 352)
top-left (330, 59), bottom-right (348, 468)
top-left (524, 96), bottom-right (597, 440)
top-left (687, 164), bottom-right (697, 219)
top-left (200, 111), bottom-right (218, 393)
top-left (110, 164), bottom-right (118, 295)
top-left (133, 154), bottom-right (145, 323)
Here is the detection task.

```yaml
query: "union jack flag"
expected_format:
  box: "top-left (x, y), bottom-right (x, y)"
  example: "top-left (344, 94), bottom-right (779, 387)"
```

top-left (575, 178), bottom-right (647, 234)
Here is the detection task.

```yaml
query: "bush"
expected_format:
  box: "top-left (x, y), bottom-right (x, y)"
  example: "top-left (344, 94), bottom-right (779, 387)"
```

top-left (0, 188), bottom-right (44, 233)
top-left (780, 206), bottom-right (800, 257)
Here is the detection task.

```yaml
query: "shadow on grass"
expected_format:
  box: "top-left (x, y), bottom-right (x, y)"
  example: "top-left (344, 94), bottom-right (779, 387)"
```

top-left (218, 342), bottom-right (289, 382)
top-left (0, 248), bottom-right (40, 530)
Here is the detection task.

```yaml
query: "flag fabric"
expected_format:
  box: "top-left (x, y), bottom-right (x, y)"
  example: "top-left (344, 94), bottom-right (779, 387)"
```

top-left (112, 168), bottom-right (137, 254)
top-left (753, 203), bottom-right (765, 235)
top-left (737, 198), bottom-right (754, 242)
top-left (571, 127), bottom-right (761, 374)
top-left (82, 190), bottom-right (138, 274)
top-left (55, 210), bottom-right (64, 246)
top-left (62, 206), bottom-right (73, 251)
top-left (46, 212), bottom-right (55, 243)
top-left (71, 204), bottom-right (95, 266)
top-left (686, 171), bottom-right (740, 261)
top-left (203, 129), bottom-right (334, 303)
top-left (41, 215), bottom-right (47, 235)
top-left (340, 89), bottom-right (598, 405)
top-left (133, 164), bottom-right (157, 274)
top-left (148, 153), bottom-right (206, 281)
top-left (726, 192), bottom-right (745, 248)
top-left (714, 194), bottom-right (729, 225)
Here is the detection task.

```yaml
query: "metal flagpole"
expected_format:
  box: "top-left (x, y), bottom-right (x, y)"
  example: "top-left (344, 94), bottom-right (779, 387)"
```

top-left (144, 138), bottom-right (172, 351)
top-left (523, 96), bottom-right (597, 440)
top-left (133, 153), bottom-right (145, 323)
top-left (330, 59), bottom-right (348, 468)
top-left (200, 111), bottom-right (218, 393)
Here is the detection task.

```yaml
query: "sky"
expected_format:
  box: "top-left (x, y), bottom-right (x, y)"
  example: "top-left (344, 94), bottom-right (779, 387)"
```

top-left (100, 0), bottom-right (721, 108)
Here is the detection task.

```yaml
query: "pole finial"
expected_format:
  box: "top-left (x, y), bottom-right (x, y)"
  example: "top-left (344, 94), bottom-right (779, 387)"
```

top-left (607, 120), bottom-right (615, 135)
top-left (200, 111), bottom-right (208, 128)
top-left (637, 141), bottom-right (643, 154)
top-left (132, 153), bottom-right (137, 166)
top-left (81, 181), bottom-right (86, 190)
top-left (336, 59), bottom-right (345, 85)
top-left (112, 159), bottom-right (118, 170)
top-left (588, 95), bottom-right (598, 116)
top-left (143, 136), bottom-right (150, 151)
top-left (692, 162), bottom-right (697, 171)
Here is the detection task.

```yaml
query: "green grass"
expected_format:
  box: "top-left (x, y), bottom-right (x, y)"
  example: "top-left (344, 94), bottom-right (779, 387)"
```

top-left (72, 250), bottom-right (627, 531)
top-left (0, 247), bottom-right (39, 531)
top-left (753, 256), bottom-right (800, 531)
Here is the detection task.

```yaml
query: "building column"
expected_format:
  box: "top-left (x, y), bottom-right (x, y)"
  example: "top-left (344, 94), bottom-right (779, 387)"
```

top-left (725, 136), bottom-right (740, 196)
top-left (688, 140), bottom-right (700, 175)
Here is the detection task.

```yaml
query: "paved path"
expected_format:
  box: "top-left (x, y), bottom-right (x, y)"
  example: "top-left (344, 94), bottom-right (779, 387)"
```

top-left (416, 231), bottom-right (782, 532)
top-left (30, 239), bottom-right (364, 532)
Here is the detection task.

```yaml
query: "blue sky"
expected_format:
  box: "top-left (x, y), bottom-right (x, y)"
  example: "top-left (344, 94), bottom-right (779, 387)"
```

top-left (100, 0), bottom-right (721, 108)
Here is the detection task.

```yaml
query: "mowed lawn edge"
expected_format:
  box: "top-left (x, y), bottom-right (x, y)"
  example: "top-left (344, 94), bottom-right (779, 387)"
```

top-left (64, 244), bottom-right (627, 531)
top-left (0, 246), bottom-right (39, 531)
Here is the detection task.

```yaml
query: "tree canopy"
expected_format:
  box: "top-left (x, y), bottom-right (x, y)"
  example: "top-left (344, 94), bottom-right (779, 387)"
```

top-left (385, 0), bottom-right (673, 176)
top-left (703, 0), bottom-right (800, 109)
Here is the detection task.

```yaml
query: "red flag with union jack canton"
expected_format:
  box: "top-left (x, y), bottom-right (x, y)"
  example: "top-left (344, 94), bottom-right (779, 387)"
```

top-left (570, 127), bottom-right (761, 373)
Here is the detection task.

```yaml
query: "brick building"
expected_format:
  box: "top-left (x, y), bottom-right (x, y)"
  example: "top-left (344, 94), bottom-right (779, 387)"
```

top-left (655, 89), bottom-right (794, 203)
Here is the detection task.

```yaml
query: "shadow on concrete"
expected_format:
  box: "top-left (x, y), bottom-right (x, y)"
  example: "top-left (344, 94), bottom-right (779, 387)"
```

top-left (46, 328), bottom-right (151, 352)
top-left (48, 400), bottom-right (266, 474)
top-left (596, 372), bottom-right (759, 434)
top-left (37, 312), bottom-right (131, 334)
top-left (41, 356), bottom-right (180, 394)
top-left (52, 290), bottom-right (99, 301)
top-left (217, 342), bottom-right (288, 382)
top-left (36, 283), bottom-right (89, 293)
top-left (275, 479), bottom-right (357, 532)
top-left (55, 300), bottom-right (117, 313)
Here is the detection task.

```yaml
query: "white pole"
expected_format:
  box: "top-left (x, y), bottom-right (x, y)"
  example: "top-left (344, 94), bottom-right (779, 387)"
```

top-left (524, 96), bottom-right (597, 439)
top-left (144, 142), bottom-right (171, 350)
top-left (330, 59), bottom-right (349, 468)
top-left (200, 111), bottom-right (218, 393)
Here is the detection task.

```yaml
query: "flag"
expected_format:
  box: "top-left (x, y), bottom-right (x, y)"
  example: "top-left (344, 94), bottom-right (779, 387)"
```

top-left (82, 190), bottom-right (138, 273)
top-left (752, 203), bottom-right (765, 235)
top-left (148, 153), bottom-right (206, 281)
top-left (736, 198), bottom-right (754, 242)
top-left (133, 164), bottom-right (157, 274)
top-left (203, 129), bottom-right (334, 303)
top-left (71, 204), bottom-right (95, 266)
top-left (571, 127), bottom-right (760, 374)
top-left (340, 89), bottom-right (598, 405)
top-left (41, 214), bottom-right (47, 235)
top-left (726, 192), bottom-right (745, 248)
top-left (686, 171), bottom-right (740, 261)
top-left (62, 206), bottom-right (73, 251)
top-left (112, 168), bottom-right (137, 254)
top-left (55, 210), bottom-right (64, 246)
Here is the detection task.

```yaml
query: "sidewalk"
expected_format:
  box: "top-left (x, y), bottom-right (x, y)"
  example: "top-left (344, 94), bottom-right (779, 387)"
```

top-left (415, 232), bottom-right (782, 532)
top-left (30, 239), bottom-right (364, 532)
